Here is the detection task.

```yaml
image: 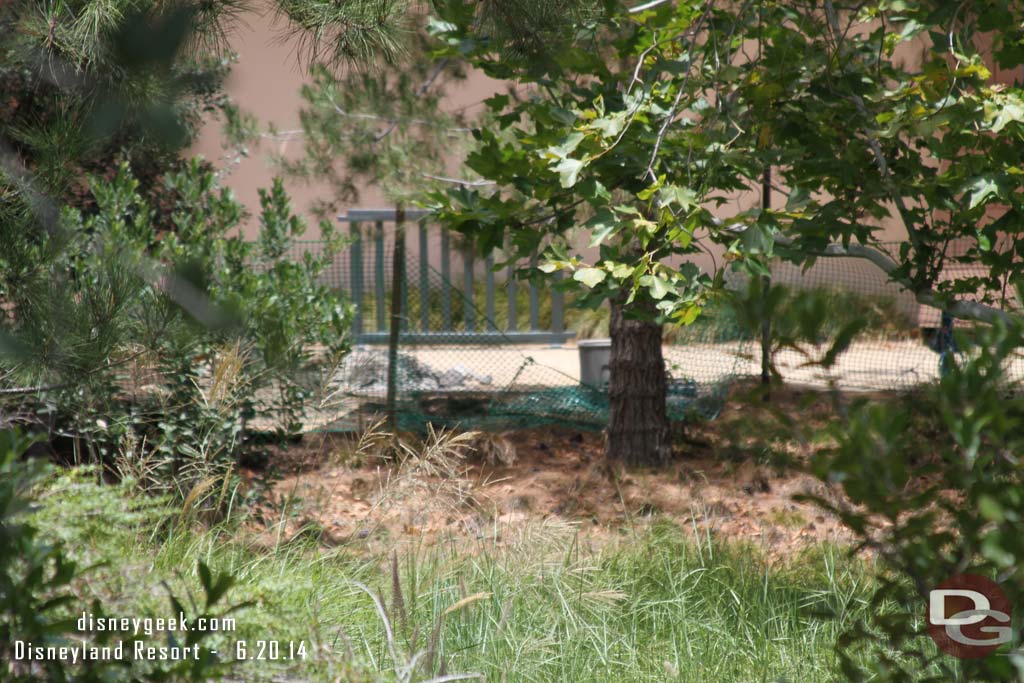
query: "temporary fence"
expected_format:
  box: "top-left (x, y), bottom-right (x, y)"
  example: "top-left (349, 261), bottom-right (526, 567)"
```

top-left (294, 210), bottom-right (744, 432)
top-left (760, 239), bottom-right (1023, 392)
top-left (288, 213), bottom-right (1021, 433)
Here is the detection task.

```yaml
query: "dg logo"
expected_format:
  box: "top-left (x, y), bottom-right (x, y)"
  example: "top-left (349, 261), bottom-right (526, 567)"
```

top-left (928, 574), bottom-right (1014, 659)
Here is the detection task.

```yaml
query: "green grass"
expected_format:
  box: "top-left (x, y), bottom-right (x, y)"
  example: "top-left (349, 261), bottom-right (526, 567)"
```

top-left (33, 469), bottom-right (878, 683)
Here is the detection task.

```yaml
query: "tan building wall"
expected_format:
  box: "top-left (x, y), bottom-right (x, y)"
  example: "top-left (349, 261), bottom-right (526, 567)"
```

top-left (192, 8), bottom-right (1020, 329)
top-left (189, 2), bottom-right (496, 240)
top-left (192, 7), bottom-right (913, 243)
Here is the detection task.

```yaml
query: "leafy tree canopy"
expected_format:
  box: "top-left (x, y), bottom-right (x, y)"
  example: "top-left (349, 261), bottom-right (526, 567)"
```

top-left (429, 0), bottom-right (1024, 327)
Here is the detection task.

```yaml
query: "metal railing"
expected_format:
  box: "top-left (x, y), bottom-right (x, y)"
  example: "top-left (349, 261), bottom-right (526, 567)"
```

top-left (333, 209), bottom-right (573, 345)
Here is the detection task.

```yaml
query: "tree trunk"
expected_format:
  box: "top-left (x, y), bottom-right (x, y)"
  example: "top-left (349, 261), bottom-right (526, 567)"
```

top-left (606, 296), bottom-right (671, 466)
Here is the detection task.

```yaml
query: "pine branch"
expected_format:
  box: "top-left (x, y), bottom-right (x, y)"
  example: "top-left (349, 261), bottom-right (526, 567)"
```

top-left (374, 56), bottom-right (449, 142)
top-left (274, 0), bottom-right (411, 68)
top-left (0, 349), bottom-right (148, 396)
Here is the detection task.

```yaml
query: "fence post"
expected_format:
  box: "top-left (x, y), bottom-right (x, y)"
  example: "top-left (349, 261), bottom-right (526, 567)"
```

top-left (485, 253), bottom-right (496, 330)
top-left (463, 243), bottom-right (475, 332)
top-left (440, 229), bottom-right (452, 331)
top-left (528, 253), bottom-right (540, 330)
top-left (375, 221), bottom-right (386, 332)
top-left (507, 249), bottom-right (518, 332)
top-left (760, 165), bottom-right (772, 401)
top-left (760, 276), bottom-right (771, 389)
top-left (551, 270), bottom-right (565, 337)
top-left (350, 222), bottom-right (363, 338)
top-left (419, 221), bottom-right (429, 331)
top-left (387, 207), bottom-right (406, 434)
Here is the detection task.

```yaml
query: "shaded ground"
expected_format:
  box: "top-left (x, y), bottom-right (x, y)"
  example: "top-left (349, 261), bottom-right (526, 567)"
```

top-left (256, 386), bottom-right (860, 562)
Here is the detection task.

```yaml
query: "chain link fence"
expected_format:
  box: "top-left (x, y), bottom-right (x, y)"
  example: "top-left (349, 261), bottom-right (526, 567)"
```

top-left (286, 222), bottom-right (1023, 433)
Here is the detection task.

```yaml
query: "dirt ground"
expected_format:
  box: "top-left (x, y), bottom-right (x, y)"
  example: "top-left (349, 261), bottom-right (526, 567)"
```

top-left (256, 387), bottom-right (862, 561)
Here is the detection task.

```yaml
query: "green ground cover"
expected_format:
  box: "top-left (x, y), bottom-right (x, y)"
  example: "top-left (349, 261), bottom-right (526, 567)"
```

top-left (28, 467), bottom-right (878, 683)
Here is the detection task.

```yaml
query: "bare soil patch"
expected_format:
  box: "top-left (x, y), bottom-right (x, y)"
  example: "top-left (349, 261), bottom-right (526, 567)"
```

top-left (253, 387), bottom-right (863, 561)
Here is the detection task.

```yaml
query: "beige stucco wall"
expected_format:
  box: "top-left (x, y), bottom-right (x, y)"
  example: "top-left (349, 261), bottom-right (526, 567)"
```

top-left (192, 7), bottom-right (915, 245)
top-left (189, 2), bottom-right (498, 239)
top-left (190, 4), bottom-right (317, 233)
top-left (191, 9), bottom-right (1020, 329)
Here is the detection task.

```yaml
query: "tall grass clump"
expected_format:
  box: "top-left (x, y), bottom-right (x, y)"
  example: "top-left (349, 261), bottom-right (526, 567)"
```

top-left (28, 457), bottom-right (880, 683)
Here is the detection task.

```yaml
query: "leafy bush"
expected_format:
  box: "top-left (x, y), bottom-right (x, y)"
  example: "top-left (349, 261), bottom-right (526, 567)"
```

top-left (805, 320), bottom-right (1024, 681)
top-left (0, 429), bottom-right (245, 682)
top-left (0, 161), bottom-right (350, 500)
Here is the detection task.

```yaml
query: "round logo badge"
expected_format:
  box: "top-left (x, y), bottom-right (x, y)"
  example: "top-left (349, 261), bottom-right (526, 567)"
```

top-left (927, 573), bottom-right (1013, 659)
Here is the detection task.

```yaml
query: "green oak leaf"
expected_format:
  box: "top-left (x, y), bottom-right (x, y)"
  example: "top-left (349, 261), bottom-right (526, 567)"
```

top-left (573, 267), bottom-right (607, 287)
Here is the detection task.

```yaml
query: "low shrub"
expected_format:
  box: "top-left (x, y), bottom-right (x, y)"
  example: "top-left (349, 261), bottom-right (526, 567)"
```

top-left (805, 319), bottom-right (1024, 681)
top-left (0, 429), bottom-right (245, 682)
top-left (1, 161), bottom-right (351, 503)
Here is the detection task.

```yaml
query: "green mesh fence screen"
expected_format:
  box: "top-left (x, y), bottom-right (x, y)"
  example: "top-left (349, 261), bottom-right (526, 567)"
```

top-left (288, 219), bottom-right (747, 433)
top-left (758, 240), bottom-right (1024, 392)
top-left (287, 223), bottom-right (1023, 434)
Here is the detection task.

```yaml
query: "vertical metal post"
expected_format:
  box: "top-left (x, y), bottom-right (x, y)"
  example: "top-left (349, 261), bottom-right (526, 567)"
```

top-left (528, 253), bottom-right (540, 331)
top-left (463, 243), bottom-right (475, 332)
top-left (419, 221), bottom-right (429, 331)
top-left (400, 231), bottom-right (409, 332)
top-left (485, 253), bottom-right (496, 330)
top-left (551, 270), bottom-right (565, 336)
top-left (375, 221), bottom-right (386, 332)
top-left (387, 207), bottom-right (406, 434)
top-left (507, 256), bottom-right (518, 332)
top-left (440, 229), bottom-right (452, 331)
top-left (350, 222), bottom-right (363, 338)
top-left (760, 165), bottom-right (772, 400)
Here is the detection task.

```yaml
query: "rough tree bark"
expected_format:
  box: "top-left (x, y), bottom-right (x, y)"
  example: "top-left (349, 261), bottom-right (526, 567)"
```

top-left (606, 295), bottom-right (671, 466)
